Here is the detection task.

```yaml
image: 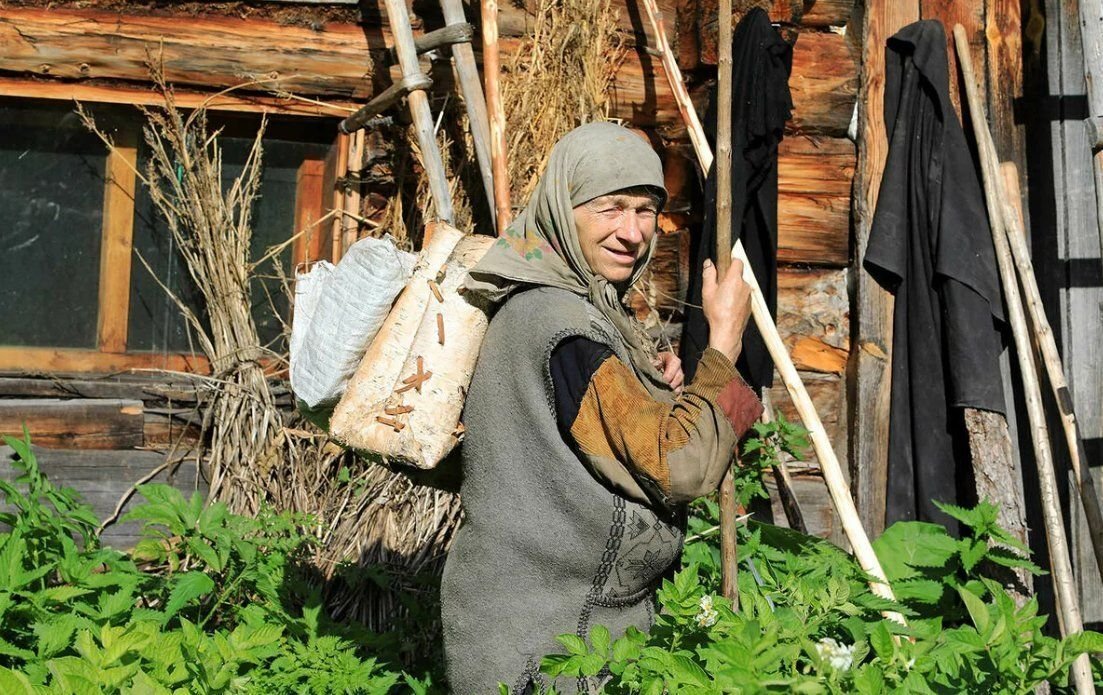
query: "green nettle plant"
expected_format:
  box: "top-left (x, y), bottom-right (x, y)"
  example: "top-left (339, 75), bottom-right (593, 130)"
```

top-left (0, 431), bottom-right (418, 694)
top-left (539, 423), bottom-right (1103, 694)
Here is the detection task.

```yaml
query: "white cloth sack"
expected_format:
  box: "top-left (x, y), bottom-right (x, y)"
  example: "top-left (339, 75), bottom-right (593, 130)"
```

top-left (290, 235), bottom-right (415, 408)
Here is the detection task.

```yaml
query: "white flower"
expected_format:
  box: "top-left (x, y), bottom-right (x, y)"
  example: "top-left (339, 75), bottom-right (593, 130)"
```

top-left (695, 594), bottom-right (718, 628)
top-left (815, 637), bottom-right (855, 672)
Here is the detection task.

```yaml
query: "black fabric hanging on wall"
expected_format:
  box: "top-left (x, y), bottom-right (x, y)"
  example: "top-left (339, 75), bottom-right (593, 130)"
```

top-left (864, 20), bottom-right (1007, 534)
top-left (680, 8), bottom-right (792, 391)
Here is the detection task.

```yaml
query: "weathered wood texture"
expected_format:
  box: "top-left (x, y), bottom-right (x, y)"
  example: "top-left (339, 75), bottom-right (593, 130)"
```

top-left (688, 30), bottom-right (858, 136)
top-left (661, 136), bottom-right (855, 266)
top-left (1036, 0), bottom-right (1103, 625)
top-left (0, 399), bottom-right (144, 449)
top-left (0, 444), bottom-right (205, 549)
top-left (965, 407), bottom-right (1032, 594)
top-left (985, 0), bottom-right (1026, 184)
top-left (765, 472), bottom-right (846, 547)
top-left (769, 372), bottom-right (848, 486)
top-left (849, 0), bottom-right (918, 536)
top-left (776, 136), bottom-right (854, 265)
top-left (632, 243), bottom-right (849, 375)
top-left (0, 7), bottom-right (856, 132)
top-left (920, 0), bottom-right (985, 118)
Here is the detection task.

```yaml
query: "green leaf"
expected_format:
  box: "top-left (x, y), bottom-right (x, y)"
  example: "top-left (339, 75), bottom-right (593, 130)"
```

top-left (589, 624), bottom-right (611, 657)
top-left (556, 633), bottom-right (588, 657)
top-left (669, 654), bottom-right (709, 686)
top-left (0, 665), bottom-right (37, 695)
top-left (869, 621), bottom-right (895, 659)
top-left (958, 538), bottom-right (988, 573)
top-left (893, 579), bottom-right (944, 605)
top-left (186, 537), bottom-right (222, 572)
top-left (39, 585), bottom-right (92, 604)
top-left (873, 522), bottom-right (958, 580)
top-left (1065, 630), bottom-right (1103, 655)
top-left (162, 571), bottom-right (215, 624)
top-left (956, 585), bottom-right (990, 635)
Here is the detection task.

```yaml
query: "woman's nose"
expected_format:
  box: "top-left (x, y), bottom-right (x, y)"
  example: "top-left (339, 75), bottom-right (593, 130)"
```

top-left (618, 212), bottom-right (644, 244)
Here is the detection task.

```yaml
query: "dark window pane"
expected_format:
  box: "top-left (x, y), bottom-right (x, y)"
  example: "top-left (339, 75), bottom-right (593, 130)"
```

top-left (128, 118), bottom-right (329, 355)
top-left (0, 100), bottom-right (110, 348)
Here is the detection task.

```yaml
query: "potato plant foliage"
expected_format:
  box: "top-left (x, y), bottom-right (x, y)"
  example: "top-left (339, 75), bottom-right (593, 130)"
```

top-left (0, 432), bottom-right (426, 694)
top-left (539, 422), bottom-right (1103, 694)
top-left (4, 423), bottom-right (1103, 694)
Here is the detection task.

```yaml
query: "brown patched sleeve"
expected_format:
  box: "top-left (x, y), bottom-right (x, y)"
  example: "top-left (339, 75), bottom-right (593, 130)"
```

top-left (568, 347), bottom-right (763, 506)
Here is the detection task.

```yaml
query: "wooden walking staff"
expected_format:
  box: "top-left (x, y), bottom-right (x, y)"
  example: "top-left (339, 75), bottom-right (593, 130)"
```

top-left (637, 0), bottom-right (904, 621)
top-left (952, 25), bottom-right (1094, 694)
top-left (714, 0), bottom-right (739, 605)
top-left (999, 162), bottom-right (1103, 580)
top-left (481, 0), bottom-right (512, 234)
top-left (383, 0), bottom-right (454, 224)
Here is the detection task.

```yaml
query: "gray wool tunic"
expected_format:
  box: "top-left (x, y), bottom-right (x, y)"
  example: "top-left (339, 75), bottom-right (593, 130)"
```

top-left (441, 287), bottom-right (685, 694)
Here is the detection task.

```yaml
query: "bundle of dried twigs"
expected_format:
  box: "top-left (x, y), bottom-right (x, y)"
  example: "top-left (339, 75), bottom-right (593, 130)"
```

top-left (501, 0), bottom-right (626, 202)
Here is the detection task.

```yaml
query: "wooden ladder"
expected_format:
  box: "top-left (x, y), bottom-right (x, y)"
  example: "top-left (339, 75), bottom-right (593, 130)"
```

top-left (339, 0), bottom-right (497, 230)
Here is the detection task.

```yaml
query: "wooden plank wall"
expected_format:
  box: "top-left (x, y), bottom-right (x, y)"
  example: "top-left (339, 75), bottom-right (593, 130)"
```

top-left (0, 444), bottom-right (206, 549)
top-left (1025, 0), bottom-right (1103, 626)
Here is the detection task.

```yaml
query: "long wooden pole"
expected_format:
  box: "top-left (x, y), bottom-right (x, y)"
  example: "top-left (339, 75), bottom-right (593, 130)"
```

top-left (481, 0), bottom-right (512, 234)
top-left (384, 0), bottom-right (454, 224)
top-left (715, 0), bottom-right (738, 607)
top-left (953, 25), bottom-right (1094, 694)
top-left (999, 162), bottom-right (1103, 579)
top-left (439, 0), bottom-right (497, 229)
top-left (637, 0), bottom-right (903, 621)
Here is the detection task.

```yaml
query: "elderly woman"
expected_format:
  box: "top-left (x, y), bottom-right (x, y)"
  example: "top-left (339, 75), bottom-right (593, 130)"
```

top-left (442, 122), bottom-right (762, 693)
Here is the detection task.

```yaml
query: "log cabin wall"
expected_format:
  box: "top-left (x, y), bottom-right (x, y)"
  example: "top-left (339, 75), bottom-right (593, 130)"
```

top-left (0, 0), bottom-right (860, 546)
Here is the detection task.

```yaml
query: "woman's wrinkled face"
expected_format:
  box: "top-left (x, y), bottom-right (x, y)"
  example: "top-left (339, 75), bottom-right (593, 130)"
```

top-left (573, 190), bottom-right (660, 283)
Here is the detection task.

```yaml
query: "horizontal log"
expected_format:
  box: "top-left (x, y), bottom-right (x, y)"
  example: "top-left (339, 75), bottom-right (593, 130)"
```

top-left (0, 76), bottom-right (358, 118)
top-left (0, 375), bottom-right (207, 402)
top-left (143, 413), bottom-right (203, 449)
top-left (0, 7), bottom-right (854, 131)
top-left (0, 444), bottom-right (205, 549)
top-left (0, 347), bottom-right (211, 374)
top-left (0, 398), bottom-right (144, 449)
top-left (777, 135), bottom-right (854, 264)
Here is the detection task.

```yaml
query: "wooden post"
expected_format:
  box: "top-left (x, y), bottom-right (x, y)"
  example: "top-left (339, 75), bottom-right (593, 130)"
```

top-left (481, 0), bottom-right (512, 234)
top-left (639, 0), bottom-right (904, 623)
top-left (714, 0), bottom-right (738, 607)
top-left (850, 0), bottom-right (919, 537)
top-left (383, 0), bottom-right (454, 225)
top-left (953, 26), bottom-right (1094, 694)
top-left (97, 126), bottom-right (139, 354)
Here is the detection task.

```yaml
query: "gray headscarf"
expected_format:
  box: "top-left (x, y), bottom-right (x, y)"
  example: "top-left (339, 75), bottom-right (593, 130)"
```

top-left (464, 122), bottom-right (668, 389)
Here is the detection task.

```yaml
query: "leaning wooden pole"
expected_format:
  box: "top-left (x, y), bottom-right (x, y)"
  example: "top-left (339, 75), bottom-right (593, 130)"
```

top-left (440, 0), bottom-right (497, 230)
top-left (999, 162), bottom-right (1103, 580)
top-left (953, 25), bottom-right (1094, 694)
top-left (384, 0), bottom-right (454, 224)
top-left (481, 0), bottom-right (512, 234)
top-left (638, 0), bottom-right (903, 621)
top-left (715, 0), bottom-right (738, 606)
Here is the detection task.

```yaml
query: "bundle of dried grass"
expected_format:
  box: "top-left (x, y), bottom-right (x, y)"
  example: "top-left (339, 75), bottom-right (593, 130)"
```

top-left (501, 0), bottom-right (626, 202)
